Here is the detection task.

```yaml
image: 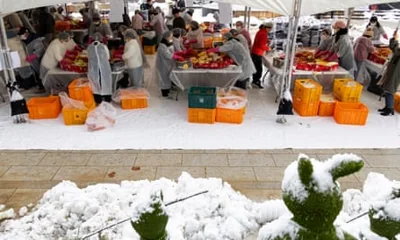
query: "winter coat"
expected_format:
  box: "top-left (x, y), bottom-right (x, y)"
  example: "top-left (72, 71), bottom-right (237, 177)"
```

top-left (150, 14), bottom-right (165, 36)
top-left (183, 13), bottom-right (192, 26)
top-left (187, 28), bottom-right (204, 49)
top-left (370, 25), bottom-right (386, 41)
top-left (23, 35), bottom-right (45, 74)
top-left (87, 41), bottom-right (112, 96)
top-left (317, 37), bottom-right (334, 52)
top-left (40, 39), bottom-right (67, 70)
top-left (334, 34), bottom-right (355, 72)
top-left (354, 36), bottom-right (375, 61)
top-left (132, 14), bottom-right (144, 30)
top-left (239, 28), bottom-right (252, 49)
top-left (155, 43), bottom-right (174, 90)
top-left (219, 39), bottom-right (256, 80)
top-left (252, 29), bottom-right (269, 56)
top-left (38, 11), bottom-right (55, 36)
top-left (173, 37), bottom-right (185, 52)
top-left (123, 39), bottom-right (143, 69)
top-left (173, 16), bottom-right (186, 31)
top-left (380, 38), bottom-right (400, 94)
top-left (89, 22), bottom-right (112, 37)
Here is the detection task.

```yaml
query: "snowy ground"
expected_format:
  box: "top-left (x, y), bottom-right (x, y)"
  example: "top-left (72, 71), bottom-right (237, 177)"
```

top-left (0, 86), bottom-right (399, 150)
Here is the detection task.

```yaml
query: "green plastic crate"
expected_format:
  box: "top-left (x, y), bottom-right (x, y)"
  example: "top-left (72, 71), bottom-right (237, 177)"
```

top-left (188, 86), bottom-right (217, 109)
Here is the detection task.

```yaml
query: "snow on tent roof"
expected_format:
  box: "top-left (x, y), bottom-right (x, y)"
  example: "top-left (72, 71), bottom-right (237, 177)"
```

top-left (213, 0), bottom-right (398, 16)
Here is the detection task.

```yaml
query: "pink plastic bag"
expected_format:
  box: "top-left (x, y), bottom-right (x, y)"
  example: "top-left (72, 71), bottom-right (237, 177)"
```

top-left (85, 102), bottom-right (117, 131)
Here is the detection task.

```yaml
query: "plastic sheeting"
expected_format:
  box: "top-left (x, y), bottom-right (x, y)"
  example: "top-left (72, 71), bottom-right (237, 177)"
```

top-left (0, 0), bottom-right (90, 16)
top-left (213, 0), bottom-right (396, 16)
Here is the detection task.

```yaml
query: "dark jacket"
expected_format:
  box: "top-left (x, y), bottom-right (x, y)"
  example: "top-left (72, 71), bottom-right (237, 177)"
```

top-left (380, 38), bottom-right (400, 94)
top-left (38, 11), bottom-right (55, 36)
top-left (173, 17), bottom-right (186, 31)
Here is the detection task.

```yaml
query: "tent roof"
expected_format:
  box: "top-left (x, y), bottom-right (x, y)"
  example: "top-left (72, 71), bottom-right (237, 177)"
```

top-left (0, 0), bottom-right (88, 16)
top-left (214, 0), bottom-right (398, 16)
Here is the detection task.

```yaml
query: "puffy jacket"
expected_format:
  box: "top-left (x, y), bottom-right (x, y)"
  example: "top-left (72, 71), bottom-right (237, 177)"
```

top-left (354, 36), bottom-right (374, 61)
top-left (252, 29), bottom-right (269, 56)
top-left (40, 39), bottom-right (67, 70)
top-left (123, 39), bottom-right (143, 69)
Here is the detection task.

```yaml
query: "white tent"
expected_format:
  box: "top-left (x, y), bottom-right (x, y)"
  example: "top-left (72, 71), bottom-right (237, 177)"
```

top-left (214, 0), bottom-right (397, 16)
top-left (0, 0), bottom-right (90, 16)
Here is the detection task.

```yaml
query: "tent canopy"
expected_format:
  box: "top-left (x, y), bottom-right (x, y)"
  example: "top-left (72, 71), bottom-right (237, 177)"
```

top-left (214, 0), bottom-right (397, 16)
top-left (0, 0), bottom-right (89, 16)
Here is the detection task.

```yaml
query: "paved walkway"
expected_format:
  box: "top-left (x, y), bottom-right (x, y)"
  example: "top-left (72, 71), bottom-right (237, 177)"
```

top-left (0, 148), bottom-right (400, 211)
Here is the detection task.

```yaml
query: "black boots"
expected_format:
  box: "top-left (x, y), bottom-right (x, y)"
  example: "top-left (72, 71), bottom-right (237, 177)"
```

top-left (380, 108), bottom-right (394, 116)
top-left (378, 107), bottom-right (387, 112)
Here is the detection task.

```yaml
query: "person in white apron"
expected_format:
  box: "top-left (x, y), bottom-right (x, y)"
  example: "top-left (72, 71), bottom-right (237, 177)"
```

top-left (123, 29), bottom-right (146, 88)
top-left (87, 33), bottom-right (113, 104)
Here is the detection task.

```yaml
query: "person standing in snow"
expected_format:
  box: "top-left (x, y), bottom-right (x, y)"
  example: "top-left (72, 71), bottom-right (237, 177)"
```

top-left (377, 29), bottom-right (400, 116)
top-left (235, 21), bottom-right (252, 51)
top-left (123, 29), bottom-right (146, 88)
top-left (207, 32), bottom-right (256, 90)
top-left (251, 23), bottom-right (273, 89)
top-left (353, 28), bottom-right (375, 79)
top-left (367, 16), bottom-right (388, 41)
top-left (87, 33), bottom-right (113, 104)
top-left (332, 20), bottom-right (356, 77)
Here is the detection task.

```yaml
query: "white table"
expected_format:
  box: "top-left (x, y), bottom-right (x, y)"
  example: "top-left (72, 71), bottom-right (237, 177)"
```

top-left (262, 54), bottom-right (351, 96)
top-left (43, 68), bottom-right (125, 94)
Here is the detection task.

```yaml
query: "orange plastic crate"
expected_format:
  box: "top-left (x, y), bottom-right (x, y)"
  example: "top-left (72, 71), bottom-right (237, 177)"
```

top-left (62, 103), bottom-right (96, 125)
top-left (395, 93), bottom-right (400, 113)
top-left (68, 78), bottom-right (94, 108)
top-left (144, 45), bottom-right (156, 55)
top-left (294, 98), bottom-right (319, 116)
top-left (333, 79), bottom-right (363, 103)
top-left (188, 108), bottom-right (216, 124)
top-left (121, 98), bottom-right (148, 109)
top-left (27, 96), bottom-right (61, 119)
top-left (216, 107), bottom-right (244, 124)
top-left (318, 95), bottom-right (336, 117)
top-left (294, 79), bottom-right (322, 103)
top-left (334, 102), bottom-right (369, 125)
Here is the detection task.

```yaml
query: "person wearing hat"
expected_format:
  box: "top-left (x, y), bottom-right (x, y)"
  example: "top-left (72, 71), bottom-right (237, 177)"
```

top-left (17, 27), bottom-right (46, 91)
top-left (207, 32), bottom-right (256, 90)
top-left (377, 29), bottom-right (400, 116)
top-left (150, 9), bottom-right (166, 45)
top-left (186, 21), bottom-right (204, 49)
top-left (183, 9), bottom-right (194, 27)
top-left (332, 20), bottom-right (356, 77)
top-left (354, 28), bottom-right (375, 79)
top-left (155, 31), bottom-right (183, 98)
top-left (40, 32), bottom-right (70, 84)
top-left (315, 28), bottom-right (333, 56)
top-left (229, 29), bottom-right (249, 53)
top-left (89, 13), bottom-right (113, 39)
top-left (251, 22), bottom-right (273, 89)
top-left (367, 16), bottom-right (388, 41)
top-left (172, 8), bottom-right (186, 31)
top-left (132, 10), bottom-right (144, 34)
top-left (87, 32), bottom-right (113, 104)
top-left (123, 29), bottom-right (146, 88)
top-left (235, 21), bottom-right (252, 51)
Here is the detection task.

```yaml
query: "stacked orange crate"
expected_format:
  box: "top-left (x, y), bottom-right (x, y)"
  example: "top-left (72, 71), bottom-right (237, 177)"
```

top-left (293, 79), bottom-right (322, 116)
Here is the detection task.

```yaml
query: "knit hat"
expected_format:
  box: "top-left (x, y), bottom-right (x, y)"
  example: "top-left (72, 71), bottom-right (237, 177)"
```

top-left (92, 12), bottom-right (101, 21)
top-left (363, 28), bottom-right (374, 38)
top-left (172, 8), bottom-right (180, 15)
top-left (58, 32), bottom-right (70, 41)
top-left (172, 28), bottom-right (182, 37)
top-left (162, 31), bottom-right (172, 39)
top-left (229, 29), bottom-right (239, 36)
top-left (264, 22), bottom-right (273, 28)
top-left (333, 20), bottom-right (347, 29)
top-left (125, 29), bottom-right (137, 39)
top-left (321, 27), bottom-right (332, 36)
top-left (223, 32), bottom-right (233, 40)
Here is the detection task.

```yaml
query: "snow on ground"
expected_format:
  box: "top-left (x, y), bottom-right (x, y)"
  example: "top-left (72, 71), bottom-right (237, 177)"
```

top-left (0, 86), bottom-right (399, 150)
top-left (0, 173), bottom-right (290, 240)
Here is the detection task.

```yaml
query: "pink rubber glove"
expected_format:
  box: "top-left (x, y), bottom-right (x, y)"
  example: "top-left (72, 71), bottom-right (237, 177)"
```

top-left (383, 33), bottom-right (389, 40)
top-left (207, 47), bottom-right (219, 53)
top-left (172, 53), bottom-right (185, 61)
top-left (326, 52), bottom-right (339, 62)
top-left (25, 54), bottom-right (37, 62)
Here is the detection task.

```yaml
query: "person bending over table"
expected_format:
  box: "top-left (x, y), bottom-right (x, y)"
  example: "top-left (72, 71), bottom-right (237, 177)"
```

top-left (332, 20), bottom-right (356, 78)
top-left (123, 29), bottom-right (146, 88)
top-left (89, 13), bottom-right (113, 39)
top-left (88, 33), bottom-right (113, 104)
top-left (172, 28), bottom-right (186, 52)
top-left (207, 32), bottom-right (256, 90)
top-left (40, 32), bottom-right (70, 84)
top-left (377, 29), bottom-right (400, 116)
top-left (315, 28), bottom-right (333, 56)
top-left (367, 16), bottom-right (388, 41)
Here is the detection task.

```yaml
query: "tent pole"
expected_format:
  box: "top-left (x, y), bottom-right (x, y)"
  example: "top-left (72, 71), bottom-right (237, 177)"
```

top-left (0, 16), bottom-right (17, 90)
top-left (247, 7), bottom-right (251, 29)
top-left (244, 6), bottom-right (248, 28)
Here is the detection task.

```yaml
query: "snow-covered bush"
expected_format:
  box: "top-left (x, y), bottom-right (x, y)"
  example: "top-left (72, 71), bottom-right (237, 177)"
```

top-left (258, 154), bottom-right (364, 240)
